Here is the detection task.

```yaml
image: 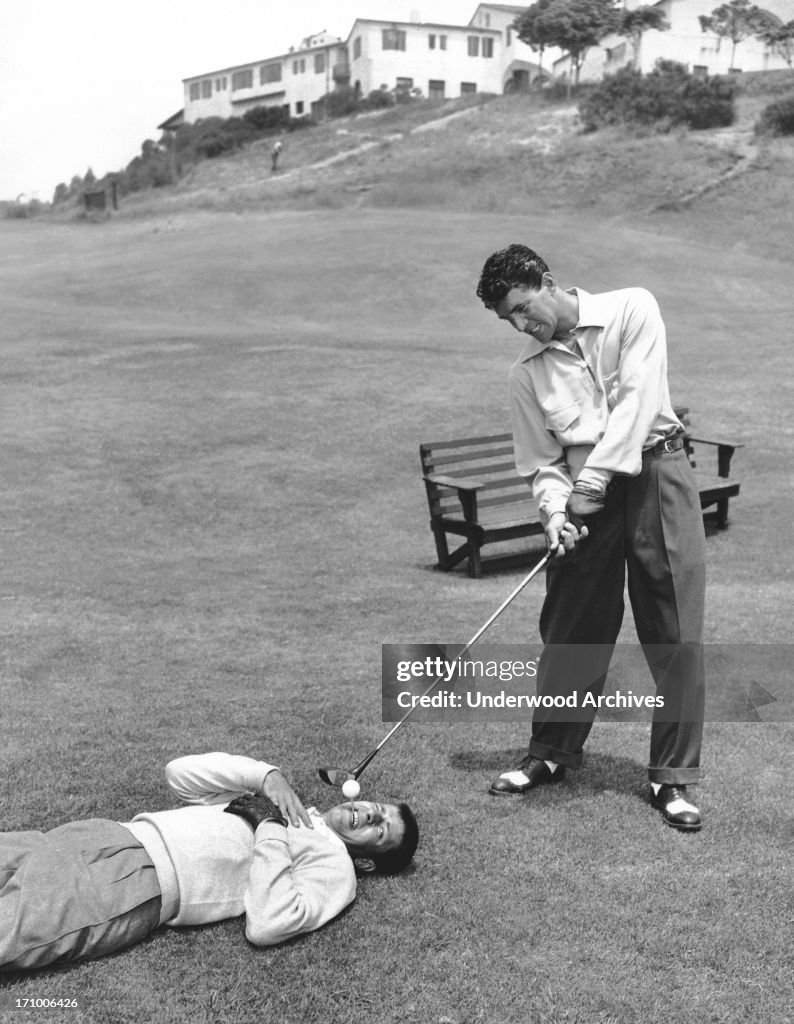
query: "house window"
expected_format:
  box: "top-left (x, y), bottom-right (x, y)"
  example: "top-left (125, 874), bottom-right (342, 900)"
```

top-left (483, 38), bottom-right (494, 58)
top-left (468, 36), bottom-right (480, 57)
top-left (189, 82), bottom-right (200, 101)
top-left (395, 76), bottom-right (414, 97)
top-left (231, 69), bottom-right (253, 91)
top-left (296, 101), bottom-right (304, 114)
top-left (314, 53), bottom-right (326, 73)
top-left (201, 79), bottom-right (212, 98)
top-left (428, 79), bottom-right (445, 100)
top-left (261, 63), bottom-right (282, 84)
top-left (440, 35), bottom-right (447, 50)
top-left (692, 64), bottom-right (708, 78)
top-left (353, 36), bottom-right (362, 60)
top-left (461, 82), bottom-right (477, 94)
top-left (382, 28), bottom-right (407, 50)
top-left (429, 33), bottom-right (436, 49)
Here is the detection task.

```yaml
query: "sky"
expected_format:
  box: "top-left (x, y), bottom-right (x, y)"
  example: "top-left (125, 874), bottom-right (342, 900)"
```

top-left (0, 0), bottom-right (480, 202)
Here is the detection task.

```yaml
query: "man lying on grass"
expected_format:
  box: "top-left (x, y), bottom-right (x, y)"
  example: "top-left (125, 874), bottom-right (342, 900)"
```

top-left (0, 752), bottom-right (419, 971)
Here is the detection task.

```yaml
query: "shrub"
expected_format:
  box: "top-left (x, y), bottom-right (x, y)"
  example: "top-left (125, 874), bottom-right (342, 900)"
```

top-left (756, 92), bottom-right (794, 135)
top-left (361, 88), bottom-right (395, 110)
top-left (242, 105), bottom-right (291, 133)
top-left (324, 86), bottom-right (361, 118)
top-left (579, 60), bottom-right (735, 132)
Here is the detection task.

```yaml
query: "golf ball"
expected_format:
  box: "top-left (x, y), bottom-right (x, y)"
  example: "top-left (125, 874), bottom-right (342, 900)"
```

top-left (342, 779), bottom-right (360, 800)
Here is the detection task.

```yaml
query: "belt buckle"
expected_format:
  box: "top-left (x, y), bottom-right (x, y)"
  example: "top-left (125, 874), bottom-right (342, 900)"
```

top-left (663, 437), bottom-right (677, 454)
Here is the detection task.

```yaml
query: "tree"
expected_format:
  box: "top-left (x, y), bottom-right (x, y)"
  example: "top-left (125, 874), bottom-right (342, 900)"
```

top-left (756, 17), bottom-right (794, 68)
top-left (698, 0), bottom-right (767, 70)
top-left (520, 0), bottom-right (621, 97)
top-left (618, 4), bottom-right (669, 69)
top-left (513, 0), bottom-right (557, 83)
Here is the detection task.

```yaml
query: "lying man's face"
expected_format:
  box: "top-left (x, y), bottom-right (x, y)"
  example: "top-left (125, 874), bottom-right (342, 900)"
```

top-left (324, 801), bottom-right (406, 856)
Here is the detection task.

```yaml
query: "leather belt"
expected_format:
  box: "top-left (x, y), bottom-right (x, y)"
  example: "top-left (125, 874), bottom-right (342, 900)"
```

top-left (644, 433), bottom-right (685, 458)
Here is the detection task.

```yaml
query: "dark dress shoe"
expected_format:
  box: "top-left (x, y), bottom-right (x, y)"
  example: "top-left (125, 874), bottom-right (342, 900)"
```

top-left (489, 756), bottom-right (566, 796)
top-left (651, 785), bottom-right (702, 832)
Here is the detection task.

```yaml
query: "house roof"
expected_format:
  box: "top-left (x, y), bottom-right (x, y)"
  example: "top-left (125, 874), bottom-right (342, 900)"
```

top-left (472, 3), bottom-right (528, 12)
top-left (157, 109), bottom-right (184, 131)
top-left (345, 17), bottom-right (501, 42)
top-left (183, 38), bottom-right (345, 83)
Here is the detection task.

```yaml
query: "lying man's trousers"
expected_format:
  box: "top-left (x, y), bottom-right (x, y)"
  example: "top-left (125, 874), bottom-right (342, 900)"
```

top-left (0, 819), bottom-right (162, 971)
top-left (528, 444), bottom-right (707, 784)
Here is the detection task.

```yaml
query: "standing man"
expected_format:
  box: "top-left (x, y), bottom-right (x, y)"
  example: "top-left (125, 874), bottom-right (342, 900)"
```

top-left (476, 244), bottom-right (706, 832)
top-left (271, 139), bottom-right (283, 172)
top-left (1, 752), bottom-right (418, 970)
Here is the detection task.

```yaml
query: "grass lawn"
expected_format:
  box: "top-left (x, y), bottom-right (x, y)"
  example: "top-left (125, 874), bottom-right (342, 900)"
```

top-left (0, 208), bottom-right (791, 1024)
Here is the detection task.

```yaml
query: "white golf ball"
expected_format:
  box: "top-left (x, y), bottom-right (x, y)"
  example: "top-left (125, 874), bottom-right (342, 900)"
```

top-left (342, 779), bottom-right (360, 800)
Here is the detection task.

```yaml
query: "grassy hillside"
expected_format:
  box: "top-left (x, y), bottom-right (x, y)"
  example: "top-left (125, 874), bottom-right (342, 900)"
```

top-left (107, 70), bottom-right (794, 260)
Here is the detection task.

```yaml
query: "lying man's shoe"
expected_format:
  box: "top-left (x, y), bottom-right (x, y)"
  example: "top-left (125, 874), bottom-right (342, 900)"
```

top-left (489, 756), bottom-right (565, 796)
top-left (651, 784), bottom-right (702, 832)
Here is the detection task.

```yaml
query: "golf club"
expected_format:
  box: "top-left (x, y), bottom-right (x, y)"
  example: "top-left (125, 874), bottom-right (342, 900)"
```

top-left (318, 550), bottom-right (551, 786)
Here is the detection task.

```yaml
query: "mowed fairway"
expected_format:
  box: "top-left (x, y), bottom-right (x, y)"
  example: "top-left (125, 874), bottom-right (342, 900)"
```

top-left (1, 209), bottom-right (791, 1024)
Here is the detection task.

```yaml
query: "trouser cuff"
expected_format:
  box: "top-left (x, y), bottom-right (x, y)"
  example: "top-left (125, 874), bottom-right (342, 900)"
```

top-left (528, 740), bottom-right (583, 770)
top-left (647, 767), bottom-right (701, 785)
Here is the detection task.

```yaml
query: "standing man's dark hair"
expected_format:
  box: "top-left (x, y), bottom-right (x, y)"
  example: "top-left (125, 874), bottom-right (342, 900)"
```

top-left (476, 244), bottom-right (550, 308)
top-left (476, 243), bottom-right (707, 833)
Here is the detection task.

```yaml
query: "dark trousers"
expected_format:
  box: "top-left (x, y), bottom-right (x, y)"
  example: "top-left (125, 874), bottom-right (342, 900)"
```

top-left (528, 446), bottom-right (706, 784)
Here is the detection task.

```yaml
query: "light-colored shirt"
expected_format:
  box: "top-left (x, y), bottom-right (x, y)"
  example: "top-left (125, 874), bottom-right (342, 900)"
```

top-left (123, 752), bottom-right (356, 946)
top-left (507, 287), bottom-right (682, 523)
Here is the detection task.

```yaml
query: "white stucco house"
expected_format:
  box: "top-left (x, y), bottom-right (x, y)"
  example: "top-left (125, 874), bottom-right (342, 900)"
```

top-left (554, 0), bottom-right (794, 84)
top-left (173, 3), bottom-right (561, 128)
top-left (467, 2), bottom-right (565, 88)
top-left (179, 30), bottom-right (349, 125)
top-left (345, 16), bottom-right (503, 100)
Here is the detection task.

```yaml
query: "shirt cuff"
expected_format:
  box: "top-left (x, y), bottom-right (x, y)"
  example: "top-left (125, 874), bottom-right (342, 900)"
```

top-left (539, 496), bottom-right (569, 524)
top-left (575, 467), bottom-right (613, 492)
top-left (255, 821), bottom-right (290, 843)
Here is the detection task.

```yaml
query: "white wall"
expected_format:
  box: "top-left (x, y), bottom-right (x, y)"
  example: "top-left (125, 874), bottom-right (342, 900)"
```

top-left (569, 0), bottom-right (792, 82)
top-left (183, 43), bottom-right (347, 122)
top-left (348, 19), bottom-right (503, 99)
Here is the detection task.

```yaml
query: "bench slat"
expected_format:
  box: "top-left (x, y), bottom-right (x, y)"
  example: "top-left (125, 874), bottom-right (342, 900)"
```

top-left (423, 446), bottom-right (516, 469)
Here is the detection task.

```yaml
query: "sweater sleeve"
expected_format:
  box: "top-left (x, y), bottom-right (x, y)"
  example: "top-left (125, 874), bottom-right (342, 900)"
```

top-left (164, 752), bottom-right (280, 805)
top-left (243, 825), bottom-right (357, 946)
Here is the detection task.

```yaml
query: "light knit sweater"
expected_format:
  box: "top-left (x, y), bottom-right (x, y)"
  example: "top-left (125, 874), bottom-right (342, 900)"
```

top-left (122, 752), bottom-right (356, 946)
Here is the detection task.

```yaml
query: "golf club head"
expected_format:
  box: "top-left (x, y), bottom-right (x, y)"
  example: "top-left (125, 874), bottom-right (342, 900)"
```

top-left (318, 766), bottom-right (356, 787)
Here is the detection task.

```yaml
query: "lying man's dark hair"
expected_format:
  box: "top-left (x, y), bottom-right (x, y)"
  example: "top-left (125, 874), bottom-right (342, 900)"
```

top-left (369, 802), bottom-right (419, 875)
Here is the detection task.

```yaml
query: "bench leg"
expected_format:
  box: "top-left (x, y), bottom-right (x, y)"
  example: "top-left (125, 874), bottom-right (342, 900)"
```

top-left (467, 537), bottom-right (483, 579)
top-left (430, 520), bottom-right (451, 570)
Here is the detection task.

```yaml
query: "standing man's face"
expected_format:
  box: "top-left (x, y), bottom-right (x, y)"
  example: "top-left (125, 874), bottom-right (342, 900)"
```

top-left (493, 277), bottom-right (561, 344)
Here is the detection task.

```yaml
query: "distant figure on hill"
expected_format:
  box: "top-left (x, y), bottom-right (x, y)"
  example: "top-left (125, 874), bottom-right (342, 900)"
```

top-left (271, 139), bottom-right (283, 173)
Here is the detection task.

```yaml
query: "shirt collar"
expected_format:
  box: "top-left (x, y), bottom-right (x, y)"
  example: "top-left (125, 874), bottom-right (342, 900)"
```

top-left (514, 287), bottom-right (605, 363)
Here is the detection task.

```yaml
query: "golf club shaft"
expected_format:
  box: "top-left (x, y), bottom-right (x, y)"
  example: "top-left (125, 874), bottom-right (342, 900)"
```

top-left (362, 551), bottom-right (551, 760)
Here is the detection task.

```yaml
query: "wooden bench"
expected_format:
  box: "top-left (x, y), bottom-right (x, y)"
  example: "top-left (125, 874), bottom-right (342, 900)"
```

top-left (420, 414), bottom-right (742, 578)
